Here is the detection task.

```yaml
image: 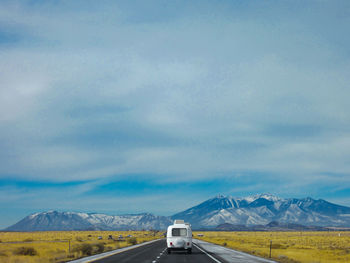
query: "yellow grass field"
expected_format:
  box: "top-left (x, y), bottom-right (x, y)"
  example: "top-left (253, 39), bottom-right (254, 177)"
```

top-left (194, 231), bottom-right (350, 263)
top-left (0, 231), bottom-right (162, 263)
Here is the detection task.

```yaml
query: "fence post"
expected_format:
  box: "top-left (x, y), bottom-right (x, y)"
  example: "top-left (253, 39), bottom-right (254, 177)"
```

top-left (269, 240), bottom-right (272, 258)
top-left (69, 240), bottom-right (71, 253)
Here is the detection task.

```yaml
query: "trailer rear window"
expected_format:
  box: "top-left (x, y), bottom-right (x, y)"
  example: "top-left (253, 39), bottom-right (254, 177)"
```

top-left (172, 228), bottom-right (187, 236)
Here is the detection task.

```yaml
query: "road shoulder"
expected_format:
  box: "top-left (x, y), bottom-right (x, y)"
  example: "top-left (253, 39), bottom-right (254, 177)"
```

top-left (193, 239), bottom-right (276, 263)
top-left (68, 238), bottom-right (163, 263)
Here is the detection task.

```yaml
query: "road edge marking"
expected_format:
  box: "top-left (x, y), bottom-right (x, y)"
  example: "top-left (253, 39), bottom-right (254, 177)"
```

top-left (194, 239), bottom-right (275, 263)
top-left (193, 243), bottom-right (223, 263)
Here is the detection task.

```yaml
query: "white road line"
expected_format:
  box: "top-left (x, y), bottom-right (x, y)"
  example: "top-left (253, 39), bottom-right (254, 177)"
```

top-left (193, 243), bottom-right (223, 263)
top-left (151, 247), bottom-right (167, 263)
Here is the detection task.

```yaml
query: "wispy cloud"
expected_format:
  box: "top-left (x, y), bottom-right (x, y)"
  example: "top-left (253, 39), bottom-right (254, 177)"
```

top-left (0, 0), bottom-right (350, 227)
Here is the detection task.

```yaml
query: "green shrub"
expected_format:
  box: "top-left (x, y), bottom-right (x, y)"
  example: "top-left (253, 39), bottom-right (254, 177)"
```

top-left (13, 247), bottom-right (38, 256)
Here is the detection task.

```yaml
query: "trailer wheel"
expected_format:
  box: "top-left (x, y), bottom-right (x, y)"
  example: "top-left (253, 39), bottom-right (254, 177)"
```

top-left (187, 248), bottom-right (192, 254)
top-left (167, 248), bottom-right (171, 254)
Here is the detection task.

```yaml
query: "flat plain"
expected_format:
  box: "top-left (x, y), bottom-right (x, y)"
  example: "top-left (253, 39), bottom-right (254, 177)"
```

top-left (0, 230), bottom-right (161, 263)
top-left (194, 231), bottom-right (350, 263)
top-left (1, 231), bottom-right (349, 263)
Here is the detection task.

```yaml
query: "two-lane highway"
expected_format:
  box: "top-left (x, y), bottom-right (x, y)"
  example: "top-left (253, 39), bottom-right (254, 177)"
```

top-left (87, 239), bottom-right (275, 263)
top-left (92, 239), bottom-right (221, 263)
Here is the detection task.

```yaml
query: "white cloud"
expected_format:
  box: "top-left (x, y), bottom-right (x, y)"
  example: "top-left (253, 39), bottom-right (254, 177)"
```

top-left (0, 0), bottom-right (349, 192)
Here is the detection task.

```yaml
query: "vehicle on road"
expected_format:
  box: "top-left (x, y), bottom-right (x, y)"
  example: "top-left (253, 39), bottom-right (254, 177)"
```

top-left (166, 219), bottom-right (192, 254)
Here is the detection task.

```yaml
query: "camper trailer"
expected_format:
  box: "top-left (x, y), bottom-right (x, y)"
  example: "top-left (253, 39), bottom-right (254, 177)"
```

top-left (166, 220), bottom-right (192, 254)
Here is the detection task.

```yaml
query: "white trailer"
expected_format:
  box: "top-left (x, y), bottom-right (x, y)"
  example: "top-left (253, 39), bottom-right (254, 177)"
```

top-left (166, 219), bottom-right (192, 254)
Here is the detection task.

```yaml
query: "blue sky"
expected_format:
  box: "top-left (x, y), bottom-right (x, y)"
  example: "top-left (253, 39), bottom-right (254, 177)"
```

top-left (1, 0), bottom-right (350, 228)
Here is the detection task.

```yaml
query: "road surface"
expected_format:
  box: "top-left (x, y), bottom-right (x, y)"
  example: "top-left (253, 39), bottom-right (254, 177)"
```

top-left (72, 239), bottom-right (276, 263)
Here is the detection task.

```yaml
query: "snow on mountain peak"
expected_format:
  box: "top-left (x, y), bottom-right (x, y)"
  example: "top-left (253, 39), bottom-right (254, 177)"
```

top-left (245, 193), bottom-right (283, 203)
top-left (29, 212), bottom-right (40, 219)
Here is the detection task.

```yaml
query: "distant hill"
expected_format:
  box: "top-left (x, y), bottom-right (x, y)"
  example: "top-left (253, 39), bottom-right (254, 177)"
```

top-left (5, 194), bottom-right (350, 231)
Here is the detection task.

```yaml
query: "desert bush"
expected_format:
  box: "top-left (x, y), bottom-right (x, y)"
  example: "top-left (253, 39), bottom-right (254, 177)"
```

top-left (271, 243), bottom-right (287, 249)
top-left (54, 254), bottom-right (66, 261)
top-left (72, 243), bottom-right (94, 256)
top-left (24, 238), bottom-right (33, 242)
top-left (80, 243), bottom-right (93, 255)
top-left (95, 243), bottom-right (105, 253)
top-left (127, 237), bottom-right (137, 245)
top-left (106, 246), bottom-right (113, 251)
top-left (76, 236), bottom-right (83, 242)
top-left (13, 247), bottom-right (38, 256)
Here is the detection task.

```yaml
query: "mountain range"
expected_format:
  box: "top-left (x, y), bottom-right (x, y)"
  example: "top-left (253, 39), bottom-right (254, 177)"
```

top-left (5, 211), bottom-right (172, 231)
top-left (5, 194), bottom-right (350, 231)
top-left (172, 194), bottom-right (350, 228)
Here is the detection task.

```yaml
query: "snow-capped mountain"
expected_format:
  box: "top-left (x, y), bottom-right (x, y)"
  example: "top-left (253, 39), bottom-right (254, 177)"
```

top-left (5, 194), bottom-right (350, 231)
top-left (5, 211), bottom-right (172, 231)
top-left (172, 194), bottom-right (350, 228)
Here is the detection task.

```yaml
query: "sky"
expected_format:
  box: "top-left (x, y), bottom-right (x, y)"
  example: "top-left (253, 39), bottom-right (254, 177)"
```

top-left (0, 0), bottom-right (350, 228)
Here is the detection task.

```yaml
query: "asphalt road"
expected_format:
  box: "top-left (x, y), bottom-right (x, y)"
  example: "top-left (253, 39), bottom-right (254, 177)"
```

top-left (92, 239), bottom-right (220, 263)
top-left (91, 239), bottom-right (275, 263)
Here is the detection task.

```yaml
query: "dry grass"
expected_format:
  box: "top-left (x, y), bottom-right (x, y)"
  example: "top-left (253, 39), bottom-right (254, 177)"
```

top-left (194, 231), bottom-right (350, 263)
top-left (0, 230), bottom-right (162, 263)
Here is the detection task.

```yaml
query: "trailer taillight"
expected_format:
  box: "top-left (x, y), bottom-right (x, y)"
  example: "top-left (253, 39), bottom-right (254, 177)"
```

top-left (187, 242), bottom-right (190, 246)
top-left (170, 242), bottom-right (173, 246)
